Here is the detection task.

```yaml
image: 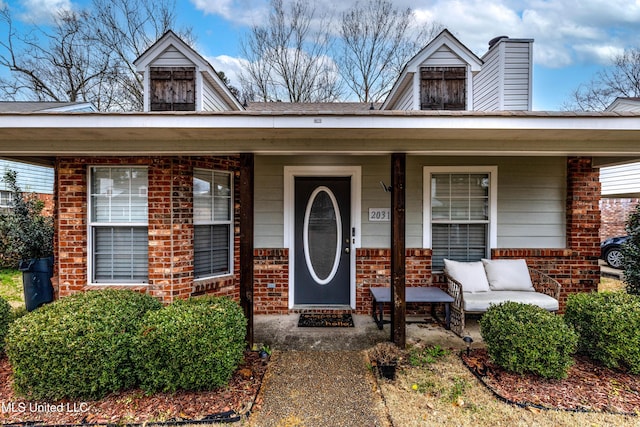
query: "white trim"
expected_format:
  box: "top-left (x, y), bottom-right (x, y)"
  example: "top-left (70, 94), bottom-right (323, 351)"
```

top-left (412, 72), bottom-right (420, 110)
top-left (423, 166), bottom-right (498, 250)
top-left (143, 66), bottom-right (150, 112)
top-left (87, 166), bottom-right (149, 286)
top-left (193, 168), bottom-right (234, 279)
top-left (284, 166), bottom-right (362, 309)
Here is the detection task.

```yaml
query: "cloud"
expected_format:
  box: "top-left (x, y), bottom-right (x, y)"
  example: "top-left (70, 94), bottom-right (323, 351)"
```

top-left (207, 54), bottom-right (248, 90)
top-left (190, 0), bottom-right (640, 70)
top-left (190, 0), bottom-right (269, 26)
top-left (17, 0), bottom-right (73, 23)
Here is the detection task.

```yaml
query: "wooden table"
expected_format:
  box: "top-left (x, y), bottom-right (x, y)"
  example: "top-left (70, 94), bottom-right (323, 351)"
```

top-left (369, 287), bottom-right (455, 330)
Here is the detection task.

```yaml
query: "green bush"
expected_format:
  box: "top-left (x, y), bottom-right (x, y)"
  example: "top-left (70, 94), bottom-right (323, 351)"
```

top-left (0, 170), bottom-right (53, 266)
top-left (5, 290), bottom-right (162, 400)
top-left (135, 296), bottom-right (247, 393)
top-left (623, 202), bottom-right (640, 294)
top-left (0, 296), bottom-right (11, 353)
top-left (564, 291), bottom-right (640, 373)
top-left (480, 302), bottom-right (578, 379)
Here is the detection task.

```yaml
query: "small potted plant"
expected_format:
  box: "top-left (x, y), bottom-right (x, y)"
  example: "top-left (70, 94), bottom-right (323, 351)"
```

top-left (1, 170), bottom-right (54, 311)
top-left (368, 342), bottom-right (404, 380)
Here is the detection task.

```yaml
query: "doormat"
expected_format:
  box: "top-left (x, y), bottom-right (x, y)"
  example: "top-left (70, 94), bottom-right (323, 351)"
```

top-left (298, 313), bottom-right (354, 327)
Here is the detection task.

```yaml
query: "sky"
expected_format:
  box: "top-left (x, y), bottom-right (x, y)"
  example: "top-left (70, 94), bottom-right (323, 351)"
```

top-left (2, 0), bottom-right (640, 110)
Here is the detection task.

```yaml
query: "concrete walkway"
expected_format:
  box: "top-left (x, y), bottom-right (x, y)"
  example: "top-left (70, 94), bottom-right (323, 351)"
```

top-left (247, 314), bottom-right (481, 426)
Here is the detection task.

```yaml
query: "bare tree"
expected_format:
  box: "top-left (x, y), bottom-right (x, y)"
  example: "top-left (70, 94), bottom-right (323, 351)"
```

top-left (86, 0), bottom-right (193, 110)
top-left (565, 47), bottom-right (640, 111)
top-left (0, 1), bottom-right (191, 111)
top-left (0, 8), bottom-right (111, 105)
top-left (338, 0), bottom-right (442, 103)
top-left (240, 0), bottom-right (341, 103)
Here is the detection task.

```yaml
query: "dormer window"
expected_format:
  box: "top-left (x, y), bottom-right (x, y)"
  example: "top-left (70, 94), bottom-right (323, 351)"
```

top-left (420, 67), bottom-right (466, 110)
top-left (150, 67), bottom-right (196, 111)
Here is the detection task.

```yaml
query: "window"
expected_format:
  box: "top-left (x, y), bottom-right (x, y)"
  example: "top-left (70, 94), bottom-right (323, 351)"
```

top-left (89, 167), bottom-right (148, 283)
top-left (424, 167), bottom-right (497, 271)
top-left (193, 169), bottom-right (233, 278)
top-left (420, 67), bottom-right (466, 110)
top-left (0, 190), bottom-right (12, 209)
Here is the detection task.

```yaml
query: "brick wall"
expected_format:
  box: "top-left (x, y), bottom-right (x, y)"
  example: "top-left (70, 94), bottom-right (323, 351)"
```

top-left (600, 198), bottom-right (638, 240)
top-left (253, 249), bottom-right (289, 314)
top-left (53, 156), bottom-right (241, 303)
top-left (356, 248), bottom-right (434, 315)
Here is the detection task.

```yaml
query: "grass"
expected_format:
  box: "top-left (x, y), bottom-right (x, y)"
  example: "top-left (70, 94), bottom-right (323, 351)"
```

top-left (599, 277), bottom-right (625, 292)
top-left (381, 351), bottom-right (638, 426)
top-left (0, 268), bottom-right (24, 307)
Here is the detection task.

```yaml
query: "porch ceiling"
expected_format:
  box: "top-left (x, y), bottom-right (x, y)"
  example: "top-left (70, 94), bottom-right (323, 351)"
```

top-left (0, 111), bottom-right (639, 157)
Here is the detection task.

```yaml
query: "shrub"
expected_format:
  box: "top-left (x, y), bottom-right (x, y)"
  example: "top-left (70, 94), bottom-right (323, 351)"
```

top-left (480, 302), bottom-right (577, 379)
top-left (564, 291), bottom-right (640, 373)
top-left (5, 290), bottom-right (162, 400)
top-left (0, 170), bottom-right (53, 266)
top-left (623, 202), bottom-right (640, 294)
top-left (135, 296), bottom-right (247, 393)
top-left (0, 296), bottom-right (11, 353)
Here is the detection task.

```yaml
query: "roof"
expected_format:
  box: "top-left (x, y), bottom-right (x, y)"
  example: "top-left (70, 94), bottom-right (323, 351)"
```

top-left (0, 101), bottom-right (96, 113)
top-left (246, 102), bottom-right (383, 113)
top-left (606, 97), bottom-right (640, 112)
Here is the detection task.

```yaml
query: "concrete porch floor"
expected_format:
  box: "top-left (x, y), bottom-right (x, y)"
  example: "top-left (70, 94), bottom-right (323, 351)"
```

top-left (254, 314), bottom-right (482, 352)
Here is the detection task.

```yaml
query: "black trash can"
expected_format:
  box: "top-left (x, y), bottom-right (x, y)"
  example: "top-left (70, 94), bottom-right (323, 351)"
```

top-left (19, 257), bottom-right (54, 312)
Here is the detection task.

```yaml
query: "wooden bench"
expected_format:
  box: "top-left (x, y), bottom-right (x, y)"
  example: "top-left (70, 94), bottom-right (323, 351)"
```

top-left (369, 287), bottom-right (455, 330)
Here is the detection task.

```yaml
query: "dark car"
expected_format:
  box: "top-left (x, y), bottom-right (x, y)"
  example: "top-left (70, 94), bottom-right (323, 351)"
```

top-left (600, 235), bottom-right (629, 269)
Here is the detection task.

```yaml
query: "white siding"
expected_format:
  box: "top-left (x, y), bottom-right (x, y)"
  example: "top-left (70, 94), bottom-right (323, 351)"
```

top-left (149, 46), bottom-right (195, 67)
top-left (0, 160), bottom-right (53, 194)
top-left (202, 77), bottom-right (232, 111)
top-left (393, 87), bottom-right (414, 111)
top-left (473, 40), bottom-right (532, 111)
top-left (420, 45), bottom-right (467, 67)
top-left (502, 42), bottom-right (532, 110)
top-left (601, 163), bottom-right (640, 196)
top-left (473, 46), bottom-right (501, 111)
top-left (255, 155), bottom-right (567, 249)
top-left (255, 155), bottom-right (391, 248)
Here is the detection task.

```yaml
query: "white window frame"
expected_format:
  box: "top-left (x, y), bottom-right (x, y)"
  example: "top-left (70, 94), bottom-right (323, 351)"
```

top-left (87, 166), bottom-right (149, 285)
top-left (193, 168), bottom-right (234, 280)
top-left (0, 190), bottom-right (12, 209)
top-left (423, 166), bottom-right (498, 268)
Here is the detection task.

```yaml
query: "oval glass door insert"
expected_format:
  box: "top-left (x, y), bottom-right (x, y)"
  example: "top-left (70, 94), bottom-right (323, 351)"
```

top-left (303, 186), bottom-right (342, 285)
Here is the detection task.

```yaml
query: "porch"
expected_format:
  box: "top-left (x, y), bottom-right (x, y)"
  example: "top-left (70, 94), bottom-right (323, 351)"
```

top-left (253, 313), bottom-right (482, 352)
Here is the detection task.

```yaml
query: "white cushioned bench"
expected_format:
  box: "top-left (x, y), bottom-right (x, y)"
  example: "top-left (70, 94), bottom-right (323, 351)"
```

top-left (444, 258), bottom-right (560, 337)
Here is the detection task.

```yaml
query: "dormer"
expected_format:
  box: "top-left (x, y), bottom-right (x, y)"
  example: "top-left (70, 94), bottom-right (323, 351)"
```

top-left (134, 31), bottom-right (244, 112)
top-left (383, 30), bottom-right (483, 111)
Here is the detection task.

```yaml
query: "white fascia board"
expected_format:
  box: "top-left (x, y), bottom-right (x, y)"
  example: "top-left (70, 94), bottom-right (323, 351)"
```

top-left (1, 113), bottom-right (640, 132)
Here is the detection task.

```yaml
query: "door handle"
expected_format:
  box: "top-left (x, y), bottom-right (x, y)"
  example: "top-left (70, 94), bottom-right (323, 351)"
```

top-left (345, 247), bottom-right (350, 254)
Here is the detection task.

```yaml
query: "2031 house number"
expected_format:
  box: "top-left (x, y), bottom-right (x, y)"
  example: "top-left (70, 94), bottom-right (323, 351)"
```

top-left (369, 208), bottom-right (391, 222)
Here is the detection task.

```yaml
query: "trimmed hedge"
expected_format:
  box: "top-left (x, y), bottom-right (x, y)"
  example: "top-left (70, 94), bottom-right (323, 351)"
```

top-left (480, 302), bottom-right (578, 379)
top-left (0, 296), bottom-right (11, 353)
top-left (134, 296), bottom-right (247, 393)
top-left (564, 291), bottom-right (640, 373)
top-left (5, 290), bottom-right (162, 400)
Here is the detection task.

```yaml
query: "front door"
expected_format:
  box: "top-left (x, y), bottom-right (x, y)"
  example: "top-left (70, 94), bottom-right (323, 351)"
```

top-left (294, 177), bottom-right (351, 305)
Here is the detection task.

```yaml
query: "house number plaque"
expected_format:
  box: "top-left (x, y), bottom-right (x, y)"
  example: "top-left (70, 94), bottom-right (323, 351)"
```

top-left (369, 208), bottom-right (391, 222)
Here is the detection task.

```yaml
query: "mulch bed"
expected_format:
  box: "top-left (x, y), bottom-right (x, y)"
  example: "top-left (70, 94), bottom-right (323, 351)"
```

top-left (461, 348), bottom-right (640, 415)
top-left (0, 352), bottom-right (268, 426)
